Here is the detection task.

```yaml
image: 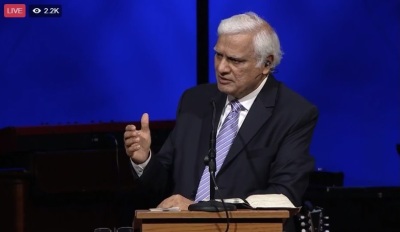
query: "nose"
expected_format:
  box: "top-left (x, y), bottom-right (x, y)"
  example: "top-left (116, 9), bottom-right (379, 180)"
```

top-left (216, 57), bottom-right (230, 74)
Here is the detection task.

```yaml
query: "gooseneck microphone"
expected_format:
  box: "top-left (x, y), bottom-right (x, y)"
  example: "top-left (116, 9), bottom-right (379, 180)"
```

top-left (189, 100), bottom-right (236, 214)
top-left (208, 100), bottom-right (217, 200)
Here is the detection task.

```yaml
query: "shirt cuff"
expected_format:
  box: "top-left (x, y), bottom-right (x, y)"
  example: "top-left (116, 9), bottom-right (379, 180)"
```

top-left (131, 151), bottom-right (152, 177)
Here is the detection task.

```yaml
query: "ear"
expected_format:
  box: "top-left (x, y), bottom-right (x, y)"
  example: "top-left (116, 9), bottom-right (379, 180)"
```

top-left (262, 56), bottom-right (274, 74)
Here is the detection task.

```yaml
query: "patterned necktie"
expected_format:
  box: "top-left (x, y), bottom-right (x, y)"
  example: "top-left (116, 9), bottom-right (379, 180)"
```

top-left (195, 100), bottom-right (241, 202)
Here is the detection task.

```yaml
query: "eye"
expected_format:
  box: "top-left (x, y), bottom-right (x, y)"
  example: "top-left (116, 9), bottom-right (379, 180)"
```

top-left (215, 52), bottom-right (223, 59)
top-left (228, 57), bottom-right (243, 64)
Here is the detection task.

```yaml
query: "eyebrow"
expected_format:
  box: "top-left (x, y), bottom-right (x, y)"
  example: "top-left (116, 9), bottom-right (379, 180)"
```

top-left (214, 48), bottom-right (246, 62)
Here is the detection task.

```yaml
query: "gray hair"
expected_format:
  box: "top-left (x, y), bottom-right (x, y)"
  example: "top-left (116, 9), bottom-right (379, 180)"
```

top-left (217, 12), bottom-right (283, 69)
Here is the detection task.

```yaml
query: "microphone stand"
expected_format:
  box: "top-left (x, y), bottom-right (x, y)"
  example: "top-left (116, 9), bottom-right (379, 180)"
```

top-left (189, 101), bottom-right (236, 212)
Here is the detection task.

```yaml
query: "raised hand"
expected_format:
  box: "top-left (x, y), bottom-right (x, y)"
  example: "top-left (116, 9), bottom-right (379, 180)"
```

top-left (124, 113), bottom-right (152, 164)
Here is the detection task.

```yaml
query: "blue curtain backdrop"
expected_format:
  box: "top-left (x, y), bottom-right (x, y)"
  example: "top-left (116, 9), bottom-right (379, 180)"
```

top-left (0, 0), bottom-right (399, 186)
top-left (0, 0), bottom-right (196, 126)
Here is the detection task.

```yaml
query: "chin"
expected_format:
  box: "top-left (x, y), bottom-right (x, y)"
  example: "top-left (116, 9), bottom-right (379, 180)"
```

top-left (217, 84), bottom-right (234, 96)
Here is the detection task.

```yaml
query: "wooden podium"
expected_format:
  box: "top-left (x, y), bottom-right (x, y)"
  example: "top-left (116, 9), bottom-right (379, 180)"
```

top-left (134, 209), bottom-right (289, 232)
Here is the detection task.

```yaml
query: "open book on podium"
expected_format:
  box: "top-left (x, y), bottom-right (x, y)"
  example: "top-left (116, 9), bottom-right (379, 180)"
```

top-left (218, 194), bottom-right (300, 216)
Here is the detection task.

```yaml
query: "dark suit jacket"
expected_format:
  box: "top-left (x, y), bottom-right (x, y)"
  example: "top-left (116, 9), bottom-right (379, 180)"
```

top-left (136, 76), bottom-right (318, 209)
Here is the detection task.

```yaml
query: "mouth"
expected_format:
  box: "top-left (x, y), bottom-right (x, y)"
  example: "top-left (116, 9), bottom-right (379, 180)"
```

top-left (217, 76), bottom-right (232, 85)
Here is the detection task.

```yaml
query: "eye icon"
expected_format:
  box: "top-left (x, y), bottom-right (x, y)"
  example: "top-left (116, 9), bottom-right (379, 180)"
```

top-left (32, 8), bottom-right (41, 14)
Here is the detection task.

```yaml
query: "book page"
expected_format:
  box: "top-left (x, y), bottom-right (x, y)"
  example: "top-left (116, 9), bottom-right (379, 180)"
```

top-left (245, 194), bottom-right (296, 208)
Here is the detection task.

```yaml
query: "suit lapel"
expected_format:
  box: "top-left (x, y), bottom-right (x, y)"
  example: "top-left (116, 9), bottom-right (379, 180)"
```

top-left (219, 76), bottom-right (280, 174)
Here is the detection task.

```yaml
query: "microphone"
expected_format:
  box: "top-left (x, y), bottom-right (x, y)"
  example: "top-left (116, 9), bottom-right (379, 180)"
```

top-left (204, 100), bottom-right (216, 167)
top-left (210, 100), bottom-right (217, 158)
top-left (201, 100), bottom-right (217, 200)
top-left (208, 100), bottom-right (217, 199)
top-left (189, 100), bottom-right (236, 212)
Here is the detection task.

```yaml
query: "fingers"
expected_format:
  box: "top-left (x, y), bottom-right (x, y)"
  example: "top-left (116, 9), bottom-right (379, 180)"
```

top-left (124, 125), bottom-right (137, 144)
top-left (124, 124), bottom-right (140, 155)
top-left (141, 113), bottom-right (150, 133)
top-left (157, 195), bottom-right (193, 210)
top-left (157, 198), bottom-right (173, 208)
top-left (124, 114), bottom-right (149, 147)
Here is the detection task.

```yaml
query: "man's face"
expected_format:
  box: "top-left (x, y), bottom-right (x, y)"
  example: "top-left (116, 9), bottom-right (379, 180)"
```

top-left (214, 33), bottom-right (269, 99)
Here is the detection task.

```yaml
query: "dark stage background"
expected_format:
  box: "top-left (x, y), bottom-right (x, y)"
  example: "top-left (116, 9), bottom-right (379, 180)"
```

top-left (1, 0), bottom-right (399, 188)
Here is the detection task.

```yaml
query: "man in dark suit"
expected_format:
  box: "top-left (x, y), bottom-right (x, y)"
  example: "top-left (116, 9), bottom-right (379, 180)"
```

top-left (124, 11), bottom-right (318, 229)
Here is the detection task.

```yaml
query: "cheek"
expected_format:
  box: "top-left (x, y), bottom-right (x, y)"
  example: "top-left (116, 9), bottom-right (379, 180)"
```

top-left (234, 74), bottom-right (259, 93)
top-left (232, 72), bottom-right (249, 86)
top-left (232, 69), bottom-right (245, 81)
top-left (232, 65), bottom-right (254, 79)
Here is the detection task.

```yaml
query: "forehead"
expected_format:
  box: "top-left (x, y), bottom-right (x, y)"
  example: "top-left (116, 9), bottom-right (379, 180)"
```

top-left (214, 33), bottom-right (255, 57)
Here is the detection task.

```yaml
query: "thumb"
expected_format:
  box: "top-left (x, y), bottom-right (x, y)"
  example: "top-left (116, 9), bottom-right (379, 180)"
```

top-left (141, 113), bottom-right (150, 132)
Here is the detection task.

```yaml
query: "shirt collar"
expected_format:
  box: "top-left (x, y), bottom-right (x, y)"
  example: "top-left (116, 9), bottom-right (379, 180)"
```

top-left (226, 75), bottom-right (269, 111)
